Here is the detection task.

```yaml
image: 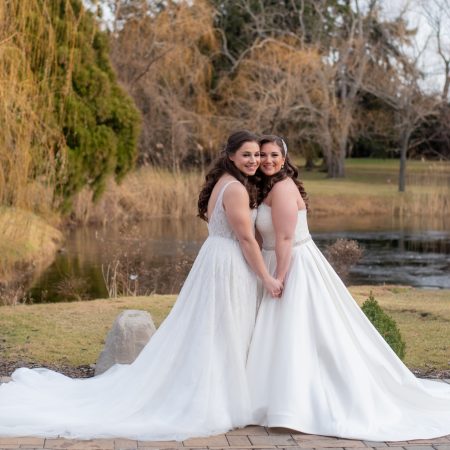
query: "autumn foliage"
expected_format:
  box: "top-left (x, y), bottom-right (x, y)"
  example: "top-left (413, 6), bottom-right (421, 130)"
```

top-left (109, 0), bottom-right (449, 181)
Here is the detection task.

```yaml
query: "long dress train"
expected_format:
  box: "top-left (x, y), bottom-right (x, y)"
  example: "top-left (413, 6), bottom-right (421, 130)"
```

top-left (0, 180), bottom-right (258, 440)
top-left (247, 203), bottom-right (450, 441)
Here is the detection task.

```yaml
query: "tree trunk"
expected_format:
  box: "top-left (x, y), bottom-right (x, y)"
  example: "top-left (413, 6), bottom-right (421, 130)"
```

top-left (327, 150), bottom-right (345, 178)
top-left (319, 149), bottom-right (329, 173)
top-left (303, 142), bottom-right (316, 171)
top-left (304, 154), bottom-right (315, 171)
top-left (398, 131), bottom-right (410, 192)
top-left (442, 62), bottom-right (450, 101)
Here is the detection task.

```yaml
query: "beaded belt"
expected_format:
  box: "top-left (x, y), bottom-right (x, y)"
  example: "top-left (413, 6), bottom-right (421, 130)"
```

top-left (262, 235), bottom-right (312, 251)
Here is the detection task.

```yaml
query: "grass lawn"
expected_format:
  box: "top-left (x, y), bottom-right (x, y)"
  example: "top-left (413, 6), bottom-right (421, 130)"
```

top-left (296, 159), bottom-right (450, 217)
top-left (0, 285), bottom-right (448, 372)
top-left (299, 158), bottom-right (450, 183)
top-left (351, 285), bottom-right (450, 370)
top-left (301, 158), bottom-right (449, 195)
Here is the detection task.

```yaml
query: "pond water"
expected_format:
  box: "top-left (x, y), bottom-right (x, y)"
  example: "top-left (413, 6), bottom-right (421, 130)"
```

top-left (28, 214), bottom-right (450, 303)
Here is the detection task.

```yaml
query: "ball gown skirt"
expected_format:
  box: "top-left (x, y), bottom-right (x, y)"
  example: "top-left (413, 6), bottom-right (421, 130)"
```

top-left (246, 203), bottom-right (450, 441)
top-left (0, 180), bottom-right (258, 440)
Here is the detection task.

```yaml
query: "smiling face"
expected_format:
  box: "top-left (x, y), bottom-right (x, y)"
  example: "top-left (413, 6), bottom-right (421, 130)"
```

top-left (260, 142), bottom-right (285, 176)
top-left (228, 141), bottom-right (260, 176)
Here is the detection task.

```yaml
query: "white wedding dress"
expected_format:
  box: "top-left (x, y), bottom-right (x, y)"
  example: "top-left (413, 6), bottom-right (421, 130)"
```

top-left (247, 203), bottom-right (450, 441)
top-left (0, 180), bottom-right (258, 440)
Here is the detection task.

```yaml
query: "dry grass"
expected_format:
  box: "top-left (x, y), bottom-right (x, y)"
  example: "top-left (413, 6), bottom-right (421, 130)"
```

top-left (391, 162), bottom-right (450, 219)
top-left (0, 207), bottom-right (63, 300)
top-left (0, 286), bottom-right (448, 371)
top-left (351, 285), bottom-right (450, 370)
top-left (71, 167), bottom-right (203, 224)
top-left (302, 160), bottom-right (450, 218)
top-left (73, 159), bottom-right (450, 223)
top-left (0, 295), bottom-right (175, 366)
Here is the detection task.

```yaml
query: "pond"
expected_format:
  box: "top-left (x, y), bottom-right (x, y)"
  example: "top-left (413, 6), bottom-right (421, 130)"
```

top-left (28, 214), bottom-right (450, 303)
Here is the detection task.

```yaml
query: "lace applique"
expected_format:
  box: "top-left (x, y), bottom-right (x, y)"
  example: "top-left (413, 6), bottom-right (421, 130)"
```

top-left (208, 181), bottom-right (256, 240)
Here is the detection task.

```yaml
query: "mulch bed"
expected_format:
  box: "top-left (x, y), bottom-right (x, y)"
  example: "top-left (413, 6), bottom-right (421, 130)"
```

top-left (1, 360), bottom-right (449, 380)
top-left (0, 360), bottom-right (94, 378)
top-left (411, 367), bottom-right (450, 379)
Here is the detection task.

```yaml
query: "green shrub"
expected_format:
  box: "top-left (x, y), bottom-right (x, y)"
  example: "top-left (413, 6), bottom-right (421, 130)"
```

top-left (361, 291), bottom-right (406, 360)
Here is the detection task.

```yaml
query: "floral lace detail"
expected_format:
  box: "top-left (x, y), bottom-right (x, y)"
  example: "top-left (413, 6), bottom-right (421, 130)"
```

top-left (208, 180), bottom-right (257, 240)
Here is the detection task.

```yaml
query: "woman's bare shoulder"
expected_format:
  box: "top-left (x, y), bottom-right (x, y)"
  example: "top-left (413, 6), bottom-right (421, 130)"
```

top-left (222, 178), bottom-right (248, 201)
top-left (272, 178), bottom-right (298, 195)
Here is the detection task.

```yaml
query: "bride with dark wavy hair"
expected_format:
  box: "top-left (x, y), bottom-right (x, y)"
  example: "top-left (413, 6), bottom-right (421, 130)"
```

top-left (0, 131), bottom-right (282, 440)
top-left (247, 134), bottom-right (450, 441)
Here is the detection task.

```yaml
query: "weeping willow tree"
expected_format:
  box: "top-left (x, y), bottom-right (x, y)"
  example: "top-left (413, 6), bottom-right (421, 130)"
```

top-left (0, 0), bottom-right (140, 213)
top-left (110, 0), bottom-right (221, 170)
top-left (219, 40), bottom-right (327, 147)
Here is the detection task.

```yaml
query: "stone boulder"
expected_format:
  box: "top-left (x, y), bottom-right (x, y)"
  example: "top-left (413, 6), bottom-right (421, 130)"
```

top-left (95, 309), bottom-right (156, 376)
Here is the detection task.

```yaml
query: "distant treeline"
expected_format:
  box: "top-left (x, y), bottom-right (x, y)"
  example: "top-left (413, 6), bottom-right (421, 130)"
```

top-left (108, 0), bottom-right (450, 180)
top-left (1, 0), bottom-right (449, 214)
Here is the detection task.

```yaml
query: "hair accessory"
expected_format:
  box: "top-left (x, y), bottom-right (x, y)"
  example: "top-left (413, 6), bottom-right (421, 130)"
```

top-left (281, 138), bottom-right (288, 156)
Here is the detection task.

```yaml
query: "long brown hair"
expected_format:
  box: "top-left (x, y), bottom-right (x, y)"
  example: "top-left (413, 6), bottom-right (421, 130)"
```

top-left (258, 135), bottom-right (309, 210)
top-left (198, 130), bottom-right (260, 222)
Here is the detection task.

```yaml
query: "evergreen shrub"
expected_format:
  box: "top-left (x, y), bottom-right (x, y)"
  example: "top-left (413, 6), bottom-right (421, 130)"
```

top-left (361, 291), bottom-right (406, 360)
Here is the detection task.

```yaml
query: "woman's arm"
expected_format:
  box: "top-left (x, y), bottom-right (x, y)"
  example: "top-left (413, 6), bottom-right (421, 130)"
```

top-left (271, 180), bottom-right (299, 284)
top-left (224, 183), bottom-right (283, 297)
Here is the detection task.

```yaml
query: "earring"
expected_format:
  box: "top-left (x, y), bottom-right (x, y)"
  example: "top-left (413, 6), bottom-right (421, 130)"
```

top-left (281, 164), bottom-right (284, 169)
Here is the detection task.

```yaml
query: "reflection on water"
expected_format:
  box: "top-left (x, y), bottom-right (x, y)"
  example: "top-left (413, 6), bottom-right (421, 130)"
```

top-left (29, 214), bottom-right (450, 302)
top-left (313, 230), bottom-right (450, 289)
top-left (29, 218), bottom-right (207, 302)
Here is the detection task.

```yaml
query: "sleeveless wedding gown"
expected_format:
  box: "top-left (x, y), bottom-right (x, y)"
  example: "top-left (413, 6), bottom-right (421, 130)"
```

top-left (246, 203), bottom-right (450, 441)
top-left (0, 180), bottom-right (258, 440)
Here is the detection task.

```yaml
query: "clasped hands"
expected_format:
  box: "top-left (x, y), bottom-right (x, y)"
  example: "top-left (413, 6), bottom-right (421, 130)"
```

top-left (263, 276), bottom-right (284, 298)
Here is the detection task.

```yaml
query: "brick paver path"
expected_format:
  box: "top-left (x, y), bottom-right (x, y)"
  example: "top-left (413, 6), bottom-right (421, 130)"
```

top-left (0, 427), bottom-right (449, 450)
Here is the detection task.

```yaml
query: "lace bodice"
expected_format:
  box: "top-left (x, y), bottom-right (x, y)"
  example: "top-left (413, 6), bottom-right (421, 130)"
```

top-left (256, 203), bottom-right (310, 250)
top-left (208, 180), bottom-right (257, 240)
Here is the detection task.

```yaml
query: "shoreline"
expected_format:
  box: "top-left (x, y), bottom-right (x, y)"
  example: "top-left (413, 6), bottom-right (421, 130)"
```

top-left (2, 158), bottom-right (448, 289)
top-left (0, 208), bottom-right (63, 304)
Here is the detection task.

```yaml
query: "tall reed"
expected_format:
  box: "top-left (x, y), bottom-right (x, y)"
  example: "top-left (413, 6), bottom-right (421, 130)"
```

top-left (72, 162), bottom-right (450, 224)
top-left (71, 167), bottom-right (204, 224)
top-left (392, 162), bottom-right (450, 222)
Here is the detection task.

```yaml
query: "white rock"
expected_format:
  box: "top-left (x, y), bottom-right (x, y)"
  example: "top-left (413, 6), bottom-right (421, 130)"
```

top-left (95, 309), bottom-right (156, 376)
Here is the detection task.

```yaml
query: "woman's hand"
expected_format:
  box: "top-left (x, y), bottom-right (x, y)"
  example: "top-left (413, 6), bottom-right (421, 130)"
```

top-left (263, 276), bottom-right (283, 298)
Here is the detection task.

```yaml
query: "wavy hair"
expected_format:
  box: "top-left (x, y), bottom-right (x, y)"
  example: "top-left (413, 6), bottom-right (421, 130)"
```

top-left (197, 130), bottom-right (260, 221)
top-left (258, 135), bottom-right (309, 211)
